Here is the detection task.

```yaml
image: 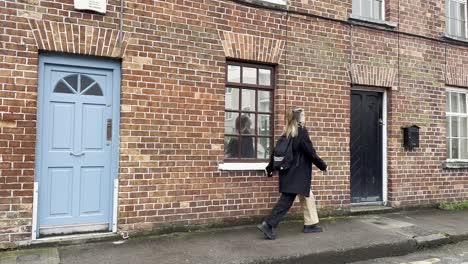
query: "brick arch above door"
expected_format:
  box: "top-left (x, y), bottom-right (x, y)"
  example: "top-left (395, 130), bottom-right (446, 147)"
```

top-left (27, 19), bottom-right (132, 58)
top-left (219, 31), bottom-right (285, 64)
top-left (350, 64), bottom-right (398, 90)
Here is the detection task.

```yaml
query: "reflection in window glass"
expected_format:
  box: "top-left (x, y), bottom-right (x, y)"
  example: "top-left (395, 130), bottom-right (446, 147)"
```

top-left (258, 91), bottom-right (272, 113)
top-left (83, 83), bottom-right (103, 96)
top-left (258, 114), bottom-right (270, 136)
top-left (225, 62), bottom-right (274, 161)
top-left (225, 112), bottom-right (239, 135)
top-left (54, 80), bottom-right (75, 94)
top-left (242, 89), bottom-right (256, 112)
top-left (224, 136), bottom-right (239, 158)
top-left (243, 67), bottom-right (257, 84)
top-left (240, 136), bottom-right (255, 158)
top-left (64, 74), bottom-right (78, 91)
top-left (259, 69), bottom-right (271, 86)
top-left (228, 65), bottom-right (241, 83)
top-left (225, 88), bottom-right (239, 110)
top-left (258, 137), bottom-right (270, 159)
top-left (80, 75), bottom-right (95, 92)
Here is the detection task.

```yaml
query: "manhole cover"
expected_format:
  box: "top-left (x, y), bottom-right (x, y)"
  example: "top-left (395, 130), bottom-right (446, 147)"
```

top-left (17, 254), bottom-right (41, 262)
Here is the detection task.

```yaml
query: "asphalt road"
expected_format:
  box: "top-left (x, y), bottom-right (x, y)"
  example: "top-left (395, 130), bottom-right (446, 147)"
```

top-left (351, 240), bottom-right (468, 264)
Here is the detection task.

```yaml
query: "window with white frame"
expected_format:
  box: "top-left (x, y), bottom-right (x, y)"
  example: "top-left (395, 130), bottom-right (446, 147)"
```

top-left (262, 0), bottom-right (287, 5)
top-left (446, 89), bottom-right (468, 161)
top-left (446, 0), bottom-right (468, 39)
top-left (352, 0), bottom-right (384, 20)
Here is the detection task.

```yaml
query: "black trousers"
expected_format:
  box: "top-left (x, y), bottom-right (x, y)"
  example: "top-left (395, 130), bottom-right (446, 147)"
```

top-left (265, 193), bottom-right (297, 228)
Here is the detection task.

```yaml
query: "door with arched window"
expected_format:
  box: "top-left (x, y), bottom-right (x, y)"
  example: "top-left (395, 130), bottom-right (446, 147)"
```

top-left (36, 54), bottom-right (120, 237)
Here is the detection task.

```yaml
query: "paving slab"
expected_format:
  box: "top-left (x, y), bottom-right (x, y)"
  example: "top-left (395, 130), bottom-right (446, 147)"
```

top-left (0, 247), bottom-right (59, 264)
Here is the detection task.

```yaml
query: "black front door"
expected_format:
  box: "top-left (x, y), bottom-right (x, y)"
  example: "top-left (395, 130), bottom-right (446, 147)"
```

top-left (350, 90), bottom-right (383, 203)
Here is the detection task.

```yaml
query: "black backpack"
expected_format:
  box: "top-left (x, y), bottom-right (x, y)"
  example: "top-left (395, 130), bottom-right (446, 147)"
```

top-left (272, 135), bottom-right (294, 171)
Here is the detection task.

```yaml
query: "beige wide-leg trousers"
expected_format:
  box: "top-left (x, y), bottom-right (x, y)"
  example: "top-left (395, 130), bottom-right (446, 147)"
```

top-left (299, 190), bottom-right (319, 225)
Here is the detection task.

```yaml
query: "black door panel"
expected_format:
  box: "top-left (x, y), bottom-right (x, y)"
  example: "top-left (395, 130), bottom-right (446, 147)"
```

top-left (350, 90), bottom-right (383, 203)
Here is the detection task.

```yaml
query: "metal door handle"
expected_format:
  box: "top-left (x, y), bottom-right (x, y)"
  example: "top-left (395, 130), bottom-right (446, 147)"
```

top-left (106, 119), bottom-right (112, 145)
top-left (70, 152), bottom-right (85, 157)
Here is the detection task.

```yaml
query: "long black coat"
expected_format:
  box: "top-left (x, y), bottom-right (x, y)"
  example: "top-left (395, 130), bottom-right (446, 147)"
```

top-left (267, 126), bottom-right (327, 197)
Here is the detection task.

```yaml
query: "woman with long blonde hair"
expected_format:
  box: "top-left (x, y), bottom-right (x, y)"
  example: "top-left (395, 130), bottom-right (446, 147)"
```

top-left (257, 107), bottom-right (328, 240)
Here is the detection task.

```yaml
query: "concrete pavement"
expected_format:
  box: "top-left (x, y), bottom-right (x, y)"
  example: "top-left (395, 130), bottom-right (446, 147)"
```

top-left (2, 208), bottom-right (468, 264)
top-left (352, 240), bottom-right (468, 264)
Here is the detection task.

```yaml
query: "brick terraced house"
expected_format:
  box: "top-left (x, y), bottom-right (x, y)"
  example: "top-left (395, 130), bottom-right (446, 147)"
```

top-left (1, 0), bottom-right (468, 248)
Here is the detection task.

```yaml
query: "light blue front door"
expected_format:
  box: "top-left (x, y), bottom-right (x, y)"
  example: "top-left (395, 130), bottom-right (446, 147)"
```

top-left (36, 54), bottom-right (120, 236)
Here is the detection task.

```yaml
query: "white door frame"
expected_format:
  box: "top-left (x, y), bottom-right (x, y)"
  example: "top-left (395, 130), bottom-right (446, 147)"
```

top-left (350, 86), bottom-right (388, 206)
top-left (32, 53), bottom-right (121, 240)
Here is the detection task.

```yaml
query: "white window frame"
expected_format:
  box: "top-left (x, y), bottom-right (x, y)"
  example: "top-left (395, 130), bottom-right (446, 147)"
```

top-left (352, 0), bottom-right (385, 21)
top-left (446, 0), bottom-right (468, 39)
top-left (446, 87), bottom-right (468, 162)
top-left (262, 0), bottom-right (287, 5)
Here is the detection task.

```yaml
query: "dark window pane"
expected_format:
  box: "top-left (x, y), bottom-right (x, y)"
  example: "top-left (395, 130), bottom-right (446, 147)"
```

top-left (54, 80), bottom-right (75, 94)
top-left (240, 136), bottom-right (255, 158)
top-left (452, 116), bottom-right (459, 137)
top-left (239, 114), bottom-right (254, 135)
top-left (241, 89), bottom-right (256, 111)
top-left (258, 137), bottom-right (271, 159)
top-left (225, 87), bottom-right (239, 110)
top-left (452, 138), bottom-right (459, 159)
top-left (82, 83), bottom-right (103, 96)
top-left (63, 74), bottom-right (78, 91)
top-left (451, 92), bottom-right (459, 112)
top-left (225, 136), bottom-right (239, 158)
top-left (80, 75), bottom-right (95, 92)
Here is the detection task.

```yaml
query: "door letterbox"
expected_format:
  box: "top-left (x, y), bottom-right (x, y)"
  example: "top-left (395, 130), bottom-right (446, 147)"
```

top-left (403, 125), bottom-right (420, 149)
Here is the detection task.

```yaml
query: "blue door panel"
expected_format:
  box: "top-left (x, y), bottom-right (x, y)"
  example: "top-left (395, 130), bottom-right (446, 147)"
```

top-left (48, 167), bottom-right (73, 216)
top-left (50, 102), bottom-right (75, 150)
top-left (37, 54), bottom-right (119, 232)
top-left (82, 104), bottom-right (105, 150)
top-left (80, 167), bottom-right (104, 214)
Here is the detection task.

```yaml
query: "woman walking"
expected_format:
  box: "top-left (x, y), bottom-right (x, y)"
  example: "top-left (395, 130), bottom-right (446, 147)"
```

top-left (257, 107), bottom-right (328, 240)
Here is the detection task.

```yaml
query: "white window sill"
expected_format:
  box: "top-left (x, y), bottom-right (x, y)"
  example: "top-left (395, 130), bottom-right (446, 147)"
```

top-left (219, 162), bottom-right (268, 171)
top-left (443, 161), bottom-right (468, 169)
top-left (444, 34), bottom-right (468, 43)
top-left (349, 14), bottom-right (398, 28)
top-left (237, 0), bottom-right (287, 9)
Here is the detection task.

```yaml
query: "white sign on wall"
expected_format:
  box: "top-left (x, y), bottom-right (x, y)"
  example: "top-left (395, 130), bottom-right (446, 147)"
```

top-left (74, 0), bottom-right (107, 14)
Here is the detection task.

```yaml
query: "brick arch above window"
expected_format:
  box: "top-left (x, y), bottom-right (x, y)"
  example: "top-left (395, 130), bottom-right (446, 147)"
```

top-left (446, 66), bottom-right (468, 88)
top-left (219, 31), bottom-right (285, 64)
top-left (27, 19), bottom-right (132, 58)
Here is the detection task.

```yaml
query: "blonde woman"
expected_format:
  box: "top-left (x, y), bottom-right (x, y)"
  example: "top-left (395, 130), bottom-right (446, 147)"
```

top-left (257, 108), bottom-right (328, 240)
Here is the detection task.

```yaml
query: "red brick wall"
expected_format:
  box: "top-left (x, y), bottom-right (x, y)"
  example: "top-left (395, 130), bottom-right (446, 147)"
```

top-left (1, 0), bottom-right (468, 248)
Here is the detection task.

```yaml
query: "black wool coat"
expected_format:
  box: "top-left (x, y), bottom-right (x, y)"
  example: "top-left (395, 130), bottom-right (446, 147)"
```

top-left (267, 126), bottom-right (327, 197)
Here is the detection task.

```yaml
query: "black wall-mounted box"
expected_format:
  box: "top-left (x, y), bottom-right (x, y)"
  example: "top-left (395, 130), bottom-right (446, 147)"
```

top-left (403, 125), bottom-right (420, 149)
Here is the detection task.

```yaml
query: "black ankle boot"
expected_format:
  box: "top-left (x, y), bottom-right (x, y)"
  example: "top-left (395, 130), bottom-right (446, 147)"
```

top-left (303, 224), bottom-right (323, 233)
top-left (257, 221), bottom-right (276, 240)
